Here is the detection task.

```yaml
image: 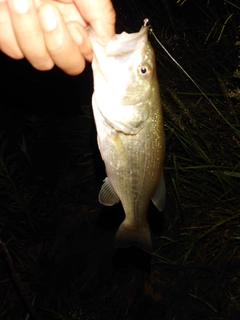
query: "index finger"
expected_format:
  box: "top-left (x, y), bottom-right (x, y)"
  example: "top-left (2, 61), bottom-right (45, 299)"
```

top-left (73, 0), bottom-right (116, 42)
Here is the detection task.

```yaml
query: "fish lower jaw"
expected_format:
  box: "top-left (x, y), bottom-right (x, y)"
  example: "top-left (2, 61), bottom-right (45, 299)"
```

top-left (98, 101), bottom-right (148, 134)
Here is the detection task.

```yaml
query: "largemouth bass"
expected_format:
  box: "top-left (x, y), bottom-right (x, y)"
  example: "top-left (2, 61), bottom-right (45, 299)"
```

top-left (88, 21), bottom-right (165, 253)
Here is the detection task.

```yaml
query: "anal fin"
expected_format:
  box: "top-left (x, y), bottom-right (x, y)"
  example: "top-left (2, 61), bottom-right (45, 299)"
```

top-left (151, 172), bottom-right (166, 212)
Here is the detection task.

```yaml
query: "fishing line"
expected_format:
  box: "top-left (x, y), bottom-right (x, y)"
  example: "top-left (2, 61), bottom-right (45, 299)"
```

top-left (143, 18), bottom-right (239, 138)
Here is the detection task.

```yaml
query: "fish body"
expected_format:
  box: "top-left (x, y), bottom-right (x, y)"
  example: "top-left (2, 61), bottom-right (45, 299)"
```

top-left (89, 25), bottom-right (165, 253)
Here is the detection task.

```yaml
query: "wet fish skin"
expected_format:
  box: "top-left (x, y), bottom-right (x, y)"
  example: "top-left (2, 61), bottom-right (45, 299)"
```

top-left (89, 25), bottom-right (165, 253)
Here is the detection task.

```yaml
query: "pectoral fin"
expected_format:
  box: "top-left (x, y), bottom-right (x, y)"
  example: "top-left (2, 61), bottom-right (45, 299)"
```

top-left (98, 177), bottom-right (120, 206)
top-left (151, 172), bottom-right (166, 212)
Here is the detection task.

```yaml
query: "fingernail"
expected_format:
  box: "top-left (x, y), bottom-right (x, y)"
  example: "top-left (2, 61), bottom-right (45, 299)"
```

top-left (39, 4), bottom-right (57, 31)
top-left (8, 0), bottom-right (28, 14)
top-left (68, 24), bottom-right (83, 45)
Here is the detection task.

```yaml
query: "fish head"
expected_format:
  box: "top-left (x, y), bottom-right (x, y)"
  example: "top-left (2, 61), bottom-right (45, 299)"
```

top-left (89, 26), bottom-right (158, 134)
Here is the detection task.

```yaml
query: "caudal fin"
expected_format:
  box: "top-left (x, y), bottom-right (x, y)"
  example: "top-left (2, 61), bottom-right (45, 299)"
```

top-left (114, 221), bottom-right (152, 253)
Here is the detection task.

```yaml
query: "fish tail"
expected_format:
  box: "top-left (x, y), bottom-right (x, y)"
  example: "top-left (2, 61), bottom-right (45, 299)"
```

top-left (114, 221), bottom-right (152, 253)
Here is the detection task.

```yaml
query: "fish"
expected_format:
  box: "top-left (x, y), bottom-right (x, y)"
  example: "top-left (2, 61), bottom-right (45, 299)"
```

top-left (88, 21), bottom-right (165, 253)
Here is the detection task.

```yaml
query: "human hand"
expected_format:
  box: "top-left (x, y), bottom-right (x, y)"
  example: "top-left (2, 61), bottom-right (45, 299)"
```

top-left (0, 0), bottom-right (116, 75)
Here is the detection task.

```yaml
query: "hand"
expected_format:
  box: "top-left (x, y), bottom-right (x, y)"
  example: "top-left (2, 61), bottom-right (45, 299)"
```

top-left (0, 0), bottom-right (116, 75)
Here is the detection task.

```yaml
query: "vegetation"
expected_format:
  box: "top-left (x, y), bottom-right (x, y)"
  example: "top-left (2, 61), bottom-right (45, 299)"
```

top-left (0, 0), bottom-right (239, 319)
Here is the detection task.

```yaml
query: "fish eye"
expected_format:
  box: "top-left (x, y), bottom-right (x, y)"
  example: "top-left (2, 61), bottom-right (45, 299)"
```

top-left (138, 63), bottom-right (152, 78)
top-left (141, 66), bottom-right (147, 74)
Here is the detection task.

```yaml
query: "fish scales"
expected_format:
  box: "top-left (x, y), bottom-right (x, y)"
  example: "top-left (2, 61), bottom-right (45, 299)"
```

top-left (89, 24), bottom-right (165, 253)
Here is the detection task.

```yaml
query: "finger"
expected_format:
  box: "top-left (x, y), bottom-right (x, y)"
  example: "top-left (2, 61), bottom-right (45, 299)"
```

top-left (35, 0), bottom-right (87, 26)
top-left (67, 21), bottom-right (92, 62)
top-left (38, 3), bottom-right (86, 75)
top-left (74, 0), bottom-right (116, 42)
top-left (0, 0), bottom-right (23, 58)
top-left (6, 0), bottom-right (54, 70)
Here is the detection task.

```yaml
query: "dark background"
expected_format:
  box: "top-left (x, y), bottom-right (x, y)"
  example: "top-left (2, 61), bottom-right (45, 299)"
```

top-left (0, 0), bottom-right (240, 319)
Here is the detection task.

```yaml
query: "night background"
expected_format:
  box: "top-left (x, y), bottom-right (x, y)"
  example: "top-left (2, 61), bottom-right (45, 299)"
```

top-left (0, 0), bottom-right (240, 319)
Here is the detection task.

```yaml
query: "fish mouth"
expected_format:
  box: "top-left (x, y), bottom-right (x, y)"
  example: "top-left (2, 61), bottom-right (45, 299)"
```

top-left (106, 27), bottom-right (149, 56)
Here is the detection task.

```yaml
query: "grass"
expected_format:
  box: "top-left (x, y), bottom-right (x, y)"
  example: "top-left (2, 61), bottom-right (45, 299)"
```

top-left (0, 0), bottom-right (240, 319)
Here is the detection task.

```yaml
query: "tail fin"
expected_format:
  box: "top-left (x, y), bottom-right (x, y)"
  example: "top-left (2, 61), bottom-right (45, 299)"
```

top-left (114, 221), bottom-right (152, 253)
